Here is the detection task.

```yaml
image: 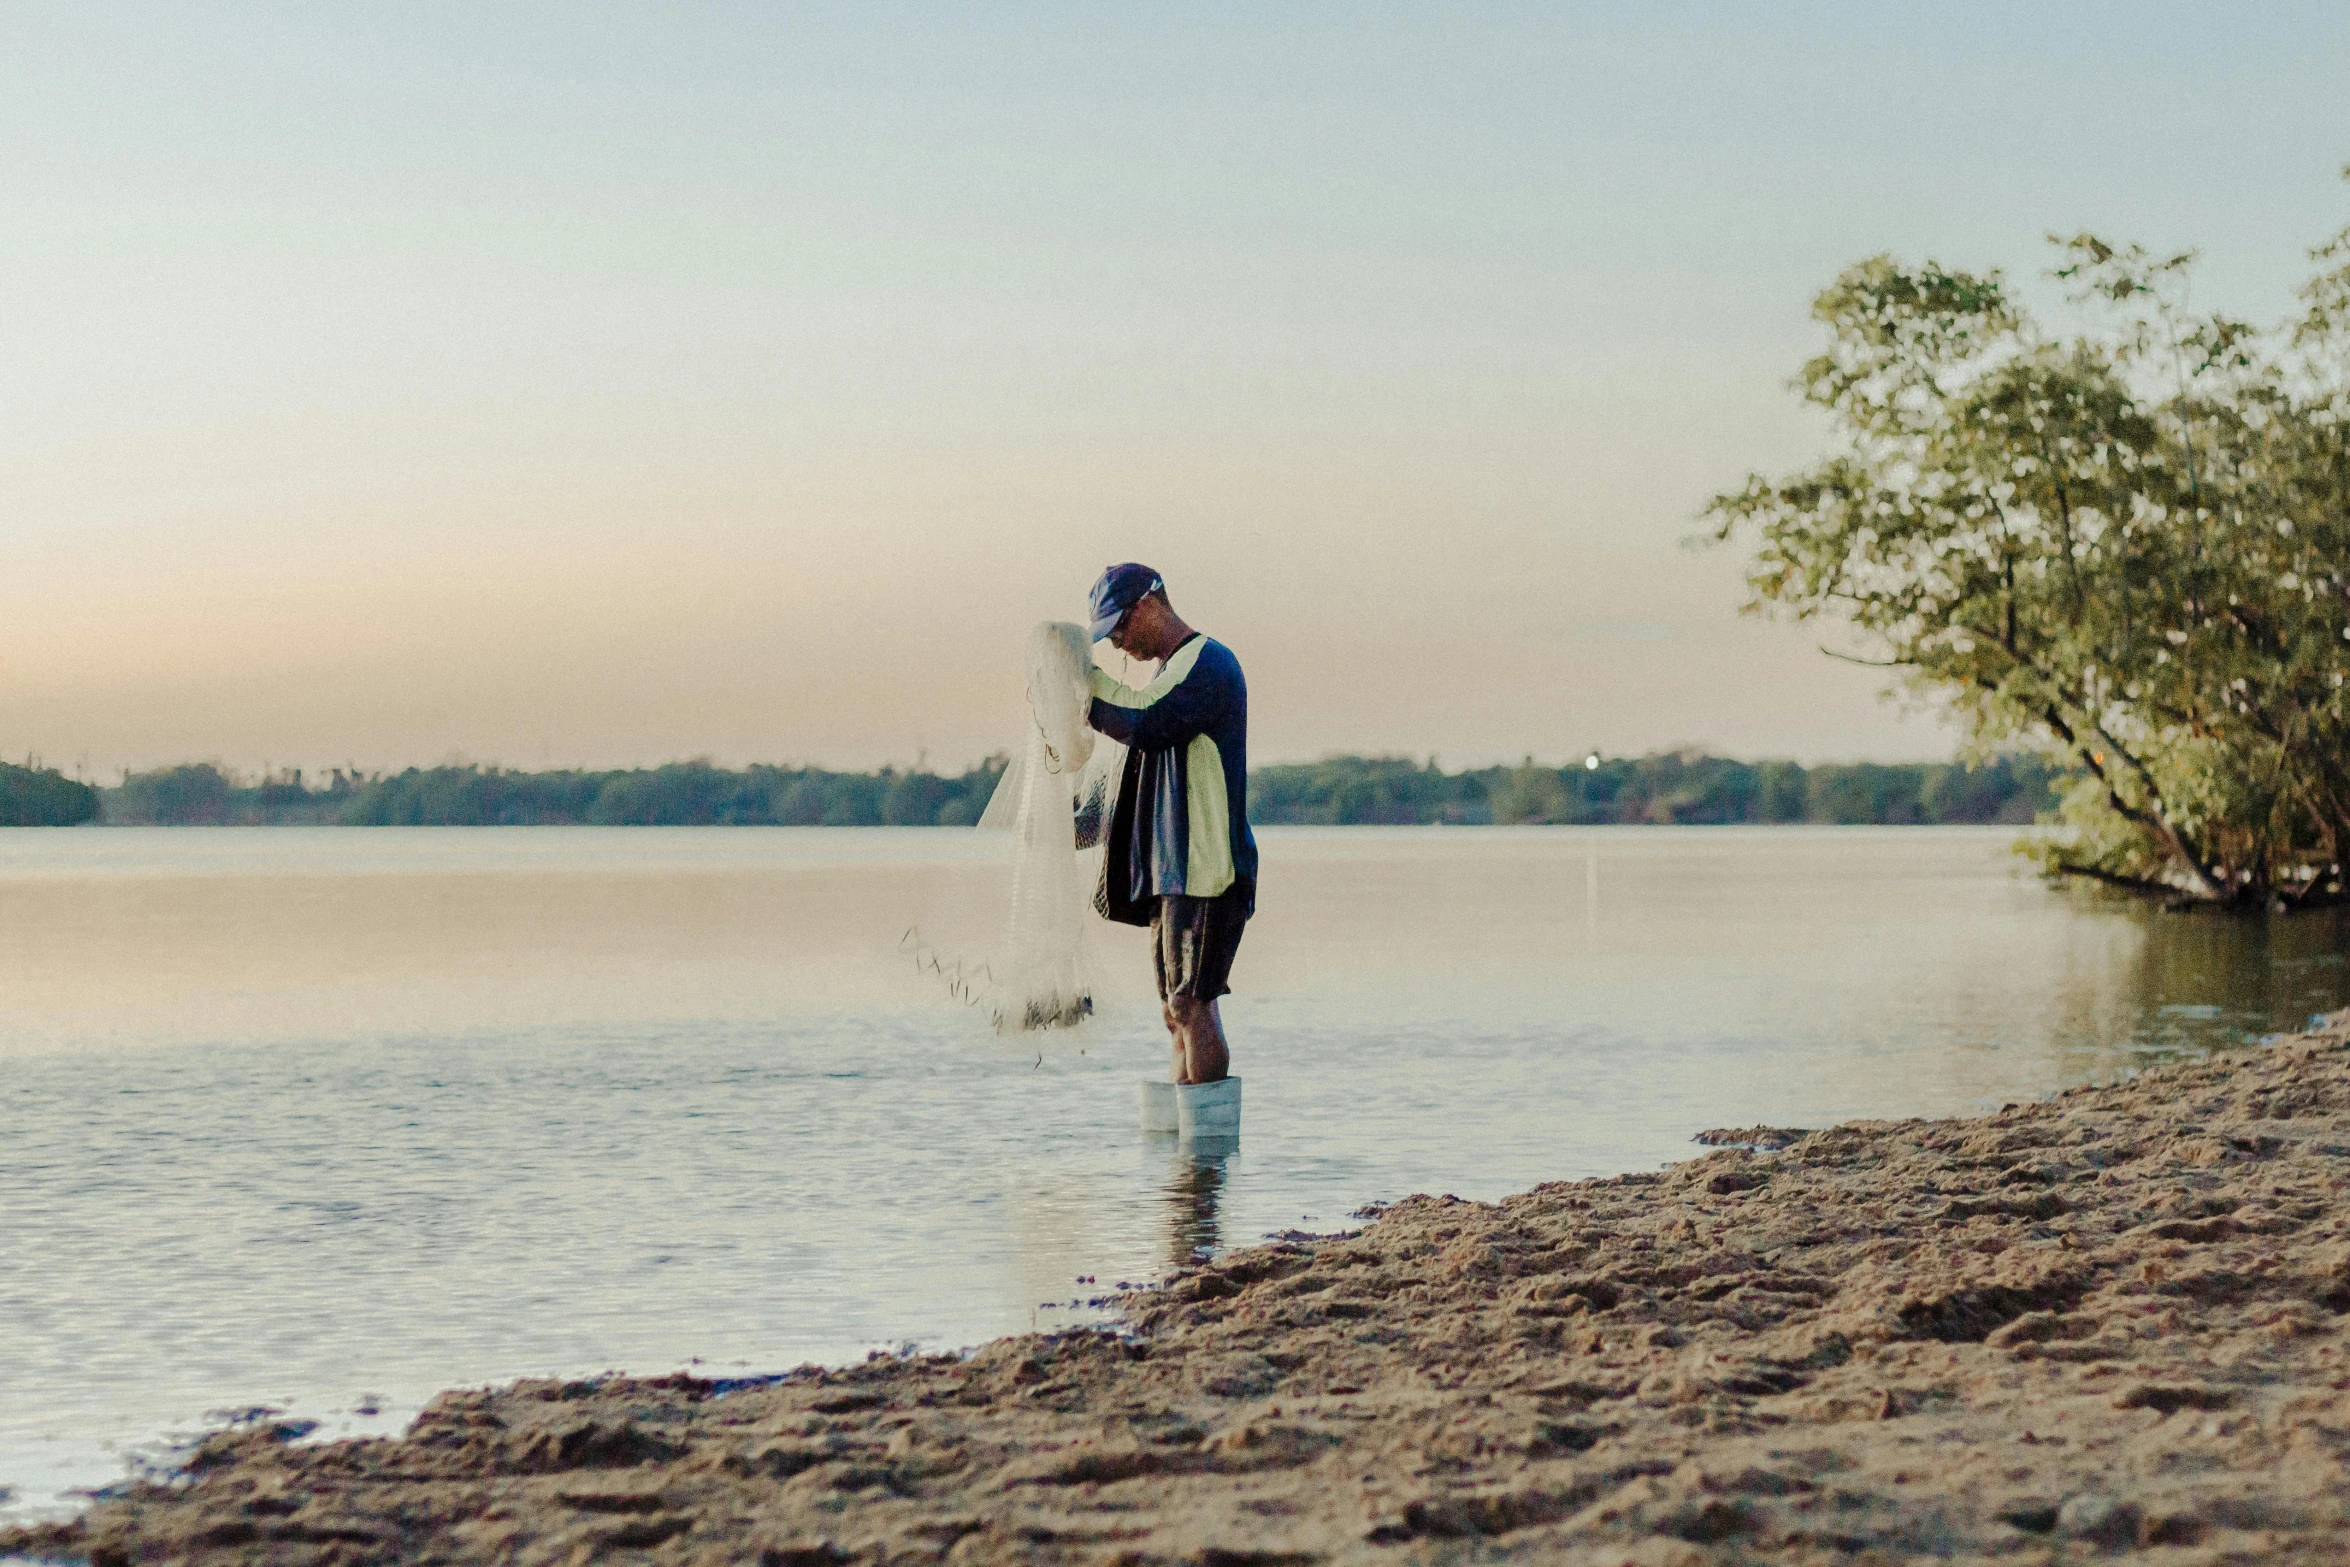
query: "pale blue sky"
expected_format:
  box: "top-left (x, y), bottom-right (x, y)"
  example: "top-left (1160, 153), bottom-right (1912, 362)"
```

top-left (4, 4), bottom-right (2344, 773)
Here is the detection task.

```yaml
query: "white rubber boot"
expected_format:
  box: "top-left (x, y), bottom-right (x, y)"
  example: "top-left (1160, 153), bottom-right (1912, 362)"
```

top-left (1175, 1076), bottom-right (1242, 1142)
top-left (1138, 1079), bottom-right (1179, 1132)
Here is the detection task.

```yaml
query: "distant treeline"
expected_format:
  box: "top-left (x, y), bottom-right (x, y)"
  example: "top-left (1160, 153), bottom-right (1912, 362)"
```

top-left (72, 751), bottom-right (2058, 828)
top-left (100, 761), bottom-right (1008, 826)
top-left (0, 761), bottom-right (101, 826)
top-left (1251, 752), bottom-right (2057, 826)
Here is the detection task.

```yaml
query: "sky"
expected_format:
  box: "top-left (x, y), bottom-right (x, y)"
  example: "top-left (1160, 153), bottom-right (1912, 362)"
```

top-left (4, 3), bottom-right (2346, 778)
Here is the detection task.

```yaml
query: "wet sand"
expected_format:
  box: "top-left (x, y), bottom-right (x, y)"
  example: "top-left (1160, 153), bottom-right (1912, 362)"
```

top-left (13, 1020), bottom-right (2350, 1564)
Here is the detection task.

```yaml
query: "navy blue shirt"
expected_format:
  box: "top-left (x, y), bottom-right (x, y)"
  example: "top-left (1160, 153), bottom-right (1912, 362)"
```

top-left (1087, 634), bottom-right (1257, 924)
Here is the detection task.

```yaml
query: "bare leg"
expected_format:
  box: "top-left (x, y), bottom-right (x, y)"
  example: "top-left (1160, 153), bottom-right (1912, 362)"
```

top-left (1164, 1002), bottom-right (1187, 1083)
top-left (1170, 996), bottom-right (1230, 1084)
top-left (1192, 998), bottom-right (1231, 1083)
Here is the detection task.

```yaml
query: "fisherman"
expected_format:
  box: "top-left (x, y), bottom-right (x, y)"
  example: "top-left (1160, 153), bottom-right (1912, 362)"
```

top-left (1082, 563), bottom-right (1257, 1086)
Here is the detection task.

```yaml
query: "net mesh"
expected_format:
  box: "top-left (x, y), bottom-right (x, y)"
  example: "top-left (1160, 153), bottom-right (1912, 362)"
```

top-left (968, 622), bottom-right (1124, 1033)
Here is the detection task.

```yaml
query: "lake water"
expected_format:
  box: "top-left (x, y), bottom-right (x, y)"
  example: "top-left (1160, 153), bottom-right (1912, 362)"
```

top-left (4, 825), bottom-right (2347, 1519)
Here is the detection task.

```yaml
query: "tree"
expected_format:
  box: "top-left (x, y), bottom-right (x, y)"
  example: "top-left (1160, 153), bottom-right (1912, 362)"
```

top-left (1757, 760), bottom-right (1807, 823)
top-left (1805, 764), bottom-right (1924, 826)
top-left (112, 763), bottom-right (235, 825)
top-left (1491, 759), bottom-right (1571, 824)
top-left (1709, 179), bottom-right (2350, 908)
top-left (0, 762), bottom-right (100, 826)
top-left (882, 769), bottom-right (953, 826)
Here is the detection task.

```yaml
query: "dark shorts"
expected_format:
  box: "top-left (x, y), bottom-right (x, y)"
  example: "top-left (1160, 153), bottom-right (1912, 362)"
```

top-left (1151, 891), bottom-right (1249, 1005)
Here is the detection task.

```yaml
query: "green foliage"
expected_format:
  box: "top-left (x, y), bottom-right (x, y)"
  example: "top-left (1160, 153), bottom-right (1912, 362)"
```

top-left (92, 751), bottom-right (2043, 830)
top-left (1492, 761), bottom-right (1573, 825)
top-left (1710, 186), bottom-right (2350, 906)
top-left (0, 761), bottom-right (100, 826)
top-left (1249, 755), bottom-right (1476, 825)
top-left (328, 760), bottom-right (1005, 826)
top-left (1921, 754), bottom-right (2057, 826)
top-left (1805, 763), bottom-right (1927, 827)
top-left (336, 767), bottom-right (593, 826)
top-left (109, 765), bottom-right (359, 825)
top-left (111, 764), bottom-right (236, 824)
top-left (1248, 752), bottom-right (2050, 827)
top-left (587, 763), bottom-right (776, 825)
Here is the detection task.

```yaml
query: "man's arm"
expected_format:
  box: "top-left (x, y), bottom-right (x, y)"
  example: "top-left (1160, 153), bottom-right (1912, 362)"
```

top-left (1087, 640), bottom-right (1223, 752)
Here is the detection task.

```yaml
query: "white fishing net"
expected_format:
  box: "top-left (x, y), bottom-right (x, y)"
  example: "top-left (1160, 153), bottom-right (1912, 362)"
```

top-left (963, 621), bottom-right (1125, 1033)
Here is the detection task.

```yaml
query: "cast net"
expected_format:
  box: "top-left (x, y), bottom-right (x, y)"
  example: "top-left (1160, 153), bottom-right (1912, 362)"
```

top-left (961, 621), bottom-right (1124, 1033)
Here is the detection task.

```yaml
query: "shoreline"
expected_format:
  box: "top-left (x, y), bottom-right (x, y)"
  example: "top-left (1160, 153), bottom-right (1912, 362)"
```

top-left (14, 1026), bottom-right (2350, 1564)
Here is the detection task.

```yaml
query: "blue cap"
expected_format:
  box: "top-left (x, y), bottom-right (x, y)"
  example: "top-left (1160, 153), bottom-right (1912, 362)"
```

top-left (1086, 562), bottom-right (1163, 640)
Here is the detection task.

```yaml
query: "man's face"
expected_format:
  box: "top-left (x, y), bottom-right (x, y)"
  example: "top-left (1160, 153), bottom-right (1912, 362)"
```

top-left (1107, 599), bottom-right (1150, 659)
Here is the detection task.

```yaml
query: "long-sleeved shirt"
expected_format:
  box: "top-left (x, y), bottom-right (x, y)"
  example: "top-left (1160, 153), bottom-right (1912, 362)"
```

top-left (1086, 633), bottom-right (1258, 925)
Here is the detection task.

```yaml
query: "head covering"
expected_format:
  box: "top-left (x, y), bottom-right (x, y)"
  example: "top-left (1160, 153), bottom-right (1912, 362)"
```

top-left (1086, 562), bottom-right (1163, 641)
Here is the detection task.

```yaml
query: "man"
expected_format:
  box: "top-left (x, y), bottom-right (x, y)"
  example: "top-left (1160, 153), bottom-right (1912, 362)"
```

top-left (1082, 563), bottom-right (1257, 1086)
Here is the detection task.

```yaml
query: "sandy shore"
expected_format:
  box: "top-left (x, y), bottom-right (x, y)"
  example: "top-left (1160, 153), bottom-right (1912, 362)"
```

top-left (15, 1022), bottom-right (2350, 1565)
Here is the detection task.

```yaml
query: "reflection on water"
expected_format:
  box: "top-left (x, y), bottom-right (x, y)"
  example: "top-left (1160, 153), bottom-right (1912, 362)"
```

top-left (2027, 898), bottom-right (2350, 1085)
top-left (1160, 1139), bottom-right (1233, 1268)
top-left (2131, 907), bottom-right (2348, 1043)
top-left (3, 825), bottom-right (2348, 1521)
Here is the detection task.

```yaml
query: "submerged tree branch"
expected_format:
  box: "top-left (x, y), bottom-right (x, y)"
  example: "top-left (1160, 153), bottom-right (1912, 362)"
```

top-left (2044, 859), bottom-right (2199, 899)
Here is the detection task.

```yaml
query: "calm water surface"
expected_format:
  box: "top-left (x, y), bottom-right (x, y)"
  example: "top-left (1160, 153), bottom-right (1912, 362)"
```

top-left (3, 825), bottom-right (2346, 1517)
